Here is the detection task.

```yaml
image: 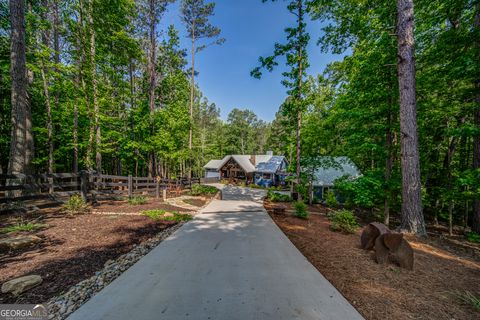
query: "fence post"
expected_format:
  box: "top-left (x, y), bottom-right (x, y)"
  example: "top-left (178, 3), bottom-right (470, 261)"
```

top-left (162, 189), bottom-right (167, 202)
top-left (155, 177), bottom-right (160, 199)
top-left (128, 175), bottom-right (133, 198)
top-left (48, 175), bottom-right (54, 195)
top-left (80, 171), bottom-right (89, 201)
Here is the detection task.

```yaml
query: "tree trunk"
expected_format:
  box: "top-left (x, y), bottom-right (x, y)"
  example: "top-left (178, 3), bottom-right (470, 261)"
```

top-left (8, 0), bottom-right (29, 175)
top-left (295, 0), bottom-right (305, 201)
top-left (472, 2), bottom-right (480, 233)
top-left (396, 0), bottom-right (426, 236)
top-left (87, 0), bottom-right (101, 173)
top-left (384, 111), bottom-right (393, 226)
top-left (188, 25), bottom-right (196, 179)
top-left (147, 0), bottom-right (157, 178)
top-left (73, 100), bottom-right (79, 173)
top-left (40, 63), bottom-right (53, 175)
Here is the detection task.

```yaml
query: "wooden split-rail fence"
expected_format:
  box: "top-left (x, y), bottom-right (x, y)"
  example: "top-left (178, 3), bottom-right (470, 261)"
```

top-left (0, 172), bottom-right (200, 213)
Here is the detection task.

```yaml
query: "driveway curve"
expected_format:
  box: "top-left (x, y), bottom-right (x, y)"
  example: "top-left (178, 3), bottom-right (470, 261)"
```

top-left (68, 186), bottom-right (363, 320)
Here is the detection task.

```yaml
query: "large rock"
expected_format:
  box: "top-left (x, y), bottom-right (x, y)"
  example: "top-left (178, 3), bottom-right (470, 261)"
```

top-left (2, 275), bottom-right (43, 296)
top-left (0, 235), bottom-right (42, 252)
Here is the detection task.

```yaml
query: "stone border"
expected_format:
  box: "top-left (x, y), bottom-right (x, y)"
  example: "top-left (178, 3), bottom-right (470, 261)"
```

top-left (91, 211), bottom-right (196, 216)
top-left (46, 223), bottom-right (184, 320)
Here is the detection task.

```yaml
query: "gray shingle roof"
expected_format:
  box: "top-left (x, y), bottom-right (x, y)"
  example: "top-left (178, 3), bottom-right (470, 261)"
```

top-left (203, 154), bottom-right (287, 174)
top-left (204, 159), bottom-right (225, 170)
top-left (311, 156), bottom-right (361, 187)
top-left (255, 156), bottom-right (286, 173)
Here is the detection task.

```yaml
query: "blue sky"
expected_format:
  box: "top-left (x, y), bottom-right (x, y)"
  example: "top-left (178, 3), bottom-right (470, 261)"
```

top-left (161, 0), bottom-right (344, 122)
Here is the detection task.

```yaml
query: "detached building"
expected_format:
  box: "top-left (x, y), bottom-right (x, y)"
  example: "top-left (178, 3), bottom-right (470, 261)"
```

top-left (203, 152), bottom-right (288, 187)
top-left (309, 156), bottom-right (361, 200)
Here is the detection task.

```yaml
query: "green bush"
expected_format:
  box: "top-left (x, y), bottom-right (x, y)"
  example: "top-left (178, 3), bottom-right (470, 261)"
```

top-left (466, 232), bottom-right (480, 243)
top-left (63, 194), bottom-right (88, 215)
top-left (294, 201), bottom-right (309, 219)
top-left (143, 210), bottom-right (193, 222)
top-left (191, 184), bottom-right (218, 196)
top-left (334, 173), bottom-right (385, 209)
top-left (328, 209), bottom-right (359, 233)
top-left (128, 196), bottom-right (147, 205)
top-left (267, 190), bottom-right (291, 202)
top-left (325, 190), bottom-right (338, 208)
top-left (0, 222), bottom-right (48, 234)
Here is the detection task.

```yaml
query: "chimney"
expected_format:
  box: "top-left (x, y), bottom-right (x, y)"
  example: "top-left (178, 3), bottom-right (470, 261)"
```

top-left (267, 150), bottom-right (273, 156)
top-left (250, 154), bottom-right (256, 166)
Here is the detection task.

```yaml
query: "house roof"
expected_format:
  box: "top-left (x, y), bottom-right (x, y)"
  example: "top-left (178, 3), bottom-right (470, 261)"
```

top-left (203, 154), bottom-right (287, 174)
top-left (230, 155), bottom-right (256, 173)
top-left (311, 156), bottom-right (361, 187)
top-left (255, 156), bottom-right (287, 173)
top-left (204, 159), bottom-right (225, 170)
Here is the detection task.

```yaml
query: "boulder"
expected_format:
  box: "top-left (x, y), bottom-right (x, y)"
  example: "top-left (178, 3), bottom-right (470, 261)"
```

top-left (360, 222), bottom-right (391, 250)
top-left (2, 275), bottom-right (43, 296)
top-left (375, 233), bottom-right (414, 270)
top-left (0, 235), bottom-right (42, 252)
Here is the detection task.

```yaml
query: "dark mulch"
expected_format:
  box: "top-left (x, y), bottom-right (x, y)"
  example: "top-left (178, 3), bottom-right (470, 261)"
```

top-left (269, 209), bottom-right (480, 320)
top-left (92, 198), bottom-right (191, 213)
top-left (0, 213), bottom-right (176, 304)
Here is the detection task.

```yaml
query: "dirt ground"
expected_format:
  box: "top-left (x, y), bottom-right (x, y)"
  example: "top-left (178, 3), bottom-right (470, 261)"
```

top-left (92, 198), bottom-right (192, 213)
top-left (267, 203), bottom-right (480, 320)
top-left (0, 213), bottom-right (176, 304)
top-left (182, 198), bottom-right (207, 207)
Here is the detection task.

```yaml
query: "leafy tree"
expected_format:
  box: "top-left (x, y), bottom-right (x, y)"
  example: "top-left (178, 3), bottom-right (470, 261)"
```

top-left (252, 0), bottom-right (311, 199)
top-left (180, 0), bottom-right (225, 166)
top-left (225, 108), bottom-right (266, 155)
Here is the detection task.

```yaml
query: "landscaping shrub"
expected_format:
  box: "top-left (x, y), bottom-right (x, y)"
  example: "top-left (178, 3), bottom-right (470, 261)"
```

top-left (63, 194), bottom-right (88, 215)
top-left (191, 184), bottom-right (218, 196)
top-left (466, 231), bottom-right (480, 243)
top-left (325, 190), bottom-right (338, 208)
top-left (0, 222), bottom-right (48, 234)
top-left (143, 210), bottom-right (193, 222)
top-left (267, 190), bottom-right (291, 202)
top-left (334, 173), bottom-right (385, 210)
top-left (328, 209), bottom-right (359, 233)
top-left (128, 195), bottom-right (147, 205)
top-left (294, 201), bottom-right (309, 219)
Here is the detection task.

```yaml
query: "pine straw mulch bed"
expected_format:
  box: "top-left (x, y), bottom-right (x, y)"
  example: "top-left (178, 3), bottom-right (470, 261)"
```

top-left (0, 212), bottom-right (177, 304)
top-left (267, 206), bottom-right (480, 320)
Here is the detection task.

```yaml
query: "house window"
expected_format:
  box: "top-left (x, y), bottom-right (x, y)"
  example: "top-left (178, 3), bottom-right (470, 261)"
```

top-left (262, 173), bottom-right (272, 179)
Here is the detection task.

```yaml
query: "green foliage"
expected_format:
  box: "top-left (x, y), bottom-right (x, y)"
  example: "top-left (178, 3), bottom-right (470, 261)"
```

top-left (324, 190), bottom-right (338, 208)
top-left (466, 232), bottom-right (480, 244)
top-left (143, 210), bottom-right (193, 222)
top-left (453, 290), bottom-right (480, 310)
top-left (328, 210), bottom-right (359, 234)
top-left (191, 184), bottom-right (218, 196)
top-left (225, 108), bottom-right (268, 154)
top-left (267, 190), bottom-right (291, 202)
top-left (0, 222), bottom-right (48, 234)
top-left (334, 174), bottom-right (384, 209)
top-left (128, 196), bottom-right (147, 206)
top-left (62, 194), bottom-right (88, 215)
top-left (294, 201), bottom-right (309, 219)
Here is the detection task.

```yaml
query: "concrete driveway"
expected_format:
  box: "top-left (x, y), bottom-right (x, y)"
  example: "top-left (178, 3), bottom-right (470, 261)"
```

top-left (68, 186), bottom-right (363, 320)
